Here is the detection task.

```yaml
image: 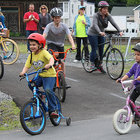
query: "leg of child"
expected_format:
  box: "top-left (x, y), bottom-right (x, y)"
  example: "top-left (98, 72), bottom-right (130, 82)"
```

top-left (130, 85), bottom-right (140, 104)
top-left (42, 77), bottom-right (58, 118)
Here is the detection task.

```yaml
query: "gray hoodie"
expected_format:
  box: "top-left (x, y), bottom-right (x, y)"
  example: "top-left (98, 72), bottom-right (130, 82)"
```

top-left (88, 12), bottom-right (121, 36)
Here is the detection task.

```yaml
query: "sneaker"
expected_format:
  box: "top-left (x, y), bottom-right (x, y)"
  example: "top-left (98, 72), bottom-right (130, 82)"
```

top-left (90, 64), bottom-right (97, 71)
top-left (50, 111), bottom-right (59, 118)
top-left (65, 83), bottom-right (71, 89)
top-left (73, 59), bottom-right (80, 63)
top-left (3, 56), bottom-right (7, 59)
top-left (98, 64), bottom-right (106, 73)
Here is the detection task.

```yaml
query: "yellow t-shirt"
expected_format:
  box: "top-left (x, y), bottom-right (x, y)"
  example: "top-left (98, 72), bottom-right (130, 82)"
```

top-left (76, 15), bottom-right (87, 37)
top-left (25, 49), bottom-right (56, 77)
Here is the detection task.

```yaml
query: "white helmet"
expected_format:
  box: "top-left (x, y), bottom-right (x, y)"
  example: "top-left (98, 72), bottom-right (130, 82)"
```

top-left (50, 7), bottom-right (63, 17)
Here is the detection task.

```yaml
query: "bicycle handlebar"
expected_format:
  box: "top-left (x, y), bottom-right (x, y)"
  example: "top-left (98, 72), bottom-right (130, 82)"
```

top-left (120, 80), bottom-right (134, 94)
top-left (49, 48), bottom-right (73, 61)
top-left (19, 68), bottom-right (46, 82)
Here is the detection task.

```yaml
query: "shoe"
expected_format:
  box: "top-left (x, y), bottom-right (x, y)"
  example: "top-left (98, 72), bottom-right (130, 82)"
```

top-left (98, 64), bottom-right (106, 73)
top-left (66, 84), bottom-right (71, 89)
top-left (90, 64), bottom-right (97, 71)
top-left (50, 111), bottom-right (59, 118)
top-left (3, 56), bottom-right (7, 59)
top-left (73, 59), bottom-right (80, 63)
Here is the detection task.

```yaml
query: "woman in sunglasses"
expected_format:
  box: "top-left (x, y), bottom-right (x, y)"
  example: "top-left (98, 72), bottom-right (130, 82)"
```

top-left (72, 6), bottom-right (91, 63)
top-left (39, 5), bottom-right (52, 34)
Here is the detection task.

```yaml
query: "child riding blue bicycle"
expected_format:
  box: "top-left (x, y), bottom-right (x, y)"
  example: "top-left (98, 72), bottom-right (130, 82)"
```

top-left (19, 33), bottom-right (58, 118)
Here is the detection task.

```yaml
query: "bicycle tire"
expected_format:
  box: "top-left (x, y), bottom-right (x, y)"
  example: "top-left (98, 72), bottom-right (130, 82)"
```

top-left (55, 71), bottom-right (66, 102)
top-left (0, 56), bottom-right (4, 79)
top-left (81, 47), bottom-right (93, 73)
top-left (106, 48), bottom-right (124, 80)
top-left (1, 38), bottom-right (19, 65)
top-left (20, 100), bottom-right (46, 135)
top-left (113, 109), bottom-right (132, 135)
top-left (50, 95), bottom-right (61, 126)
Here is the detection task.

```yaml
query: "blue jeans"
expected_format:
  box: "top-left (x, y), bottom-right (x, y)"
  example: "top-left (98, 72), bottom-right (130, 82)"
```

top-left (88, 35), bottom-right (105, 63)
top-left (29, 76), bottom-right (57, 112)
top-left (26, 30), bottom-right (37, 51)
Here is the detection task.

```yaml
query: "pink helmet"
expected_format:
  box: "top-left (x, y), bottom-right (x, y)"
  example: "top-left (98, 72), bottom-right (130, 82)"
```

top-left (98, 1), bottom-right (109, 8)
top-left (28, 33), bottom-right (46, 48)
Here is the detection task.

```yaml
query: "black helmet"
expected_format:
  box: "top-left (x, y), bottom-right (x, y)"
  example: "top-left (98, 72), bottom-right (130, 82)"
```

top-left (98, 1), bottom-right (109, 8)
top-left (50, 7), bottom-right (63, 17)
top-left (132, 43), bottom-right (140, 52)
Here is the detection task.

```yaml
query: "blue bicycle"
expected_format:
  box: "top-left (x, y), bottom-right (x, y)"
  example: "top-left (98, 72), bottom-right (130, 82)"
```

top-left (20, 68), bottom-right (71, 135)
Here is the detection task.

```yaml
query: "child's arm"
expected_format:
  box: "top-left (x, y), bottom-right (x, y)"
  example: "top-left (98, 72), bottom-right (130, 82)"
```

top-left (116, 75), bottom-right (129, 83)
top-left (19, 66), bottom-right (29, 77)
top-left (44, 57), bottom-right (54, 70)
top-left (67, 34), bottom-right (76, 50)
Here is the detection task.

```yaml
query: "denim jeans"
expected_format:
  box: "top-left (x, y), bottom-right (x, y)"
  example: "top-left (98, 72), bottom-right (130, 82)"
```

top-left (26, 30), bottom-right (37, 51)
top-left (29, 76), bottom-right (57, 112)
top-left (88, 35), bottom-right (105, 63)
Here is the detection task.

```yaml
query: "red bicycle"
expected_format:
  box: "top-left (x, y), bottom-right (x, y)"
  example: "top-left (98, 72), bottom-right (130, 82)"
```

top-left (49, 48), bottom-right (72, 102)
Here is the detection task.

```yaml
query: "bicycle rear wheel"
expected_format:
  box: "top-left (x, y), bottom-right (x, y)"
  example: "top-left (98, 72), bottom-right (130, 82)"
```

top-left (81, 47), bottom-right (93, 73)
top-left (1, 38), bottom-right (19, 64)
top-left (0, 56), bottom-right (4, 79)
top-left (50, 95), bottom-right (61, 126)
top-left (20, 100), bottom-right (46, 135)
top-left (106, 48), bottom-right (124, 80)
top-left (55, 71), bottom-right (66, 102)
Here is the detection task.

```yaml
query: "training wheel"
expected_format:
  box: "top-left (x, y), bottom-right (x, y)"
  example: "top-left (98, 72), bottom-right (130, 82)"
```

top-left (66, 117), bottom-right (71, 126)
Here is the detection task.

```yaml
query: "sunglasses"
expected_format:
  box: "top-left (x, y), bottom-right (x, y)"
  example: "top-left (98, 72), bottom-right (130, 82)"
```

top-left (41, 8), bottom-right (46, 10)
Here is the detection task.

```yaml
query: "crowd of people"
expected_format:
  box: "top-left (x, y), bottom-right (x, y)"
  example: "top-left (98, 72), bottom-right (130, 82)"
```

top-left (1, 1), bottom-right (140, 119)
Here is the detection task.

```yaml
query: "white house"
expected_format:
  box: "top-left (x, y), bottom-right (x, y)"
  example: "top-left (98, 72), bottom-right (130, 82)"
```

top-left (58, 0), bottom-right (95, 29)
top-left (111, 6), bottom-right (140, 37)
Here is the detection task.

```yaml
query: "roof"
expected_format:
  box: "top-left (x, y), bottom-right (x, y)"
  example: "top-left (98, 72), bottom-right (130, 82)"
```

top-left (111, 7), bottom-right (135, 16)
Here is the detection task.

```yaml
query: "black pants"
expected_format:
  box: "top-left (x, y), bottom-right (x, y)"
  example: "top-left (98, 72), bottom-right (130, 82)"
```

top-left (75, 37), bottom-right (89, 61)
top-left (130, 85), bottom-right (140, 103)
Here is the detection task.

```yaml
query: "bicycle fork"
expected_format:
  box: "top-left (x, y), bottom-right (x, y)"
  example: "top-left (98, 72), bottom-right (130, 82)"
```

top-left (32, 87), bottom-right (40, 117)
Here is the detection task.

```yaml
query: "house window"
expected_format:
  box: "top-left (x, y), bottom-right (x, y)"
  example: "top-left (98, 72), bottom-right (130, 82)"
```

top-left (90, 6), bottom-right (92, 15)
top-left (72, 4), bottom-right (74, 14)
top-left (64, 2), bottom-right (68, 12)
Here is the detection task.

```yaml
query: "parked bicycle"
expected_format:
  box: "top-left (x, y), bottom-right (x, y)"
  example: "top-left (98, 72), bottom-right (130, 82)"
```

top-left (49, 48), bottom-right (73, 102)
top-left (0, 56), bottom-right (4, 79)
top-left (0, 27), bottom-right (19, 65)
top-left (81, 31), bottom-right (124, 80)
top-left (20, 68), bottom-right (71, 135)
top-left (113, 80), bottom-right (140, 134)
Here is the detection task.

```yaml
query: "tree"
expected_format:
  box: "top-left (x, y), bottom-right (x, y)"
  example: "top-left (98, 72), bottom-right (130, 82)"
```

top-left (127, 0), bottom-right (140, 6)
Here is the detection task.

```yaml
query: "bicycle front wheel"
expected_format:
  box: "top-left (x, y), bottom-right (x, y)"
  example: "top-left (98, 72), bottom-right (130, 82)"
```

top-left (106, 48), bottom-right (124, 80)
top-left (55, 71), bottom-right (66, 102)
top-left (81, 47), bottom-right (93, 73)
top-left (113, 109), bottom-right (132, 135)
top-left (0, 56), bottom-right (4, 79)
top-left (20, 100), bottom-right (46, 135)
top-left (1, 38), bottom-right (19, 64)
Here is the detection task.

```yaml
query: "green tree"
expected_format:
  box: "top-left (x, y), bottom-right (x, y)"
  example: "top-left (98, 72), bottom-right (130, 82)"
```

top-left (127, 0), bottom-right (140, 6)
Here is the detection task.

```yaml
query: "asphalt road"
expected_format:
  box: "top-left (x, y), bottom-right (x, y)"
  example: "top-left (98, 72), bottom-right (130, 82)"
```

top-left (0, 62), bottom-right (125, 121)
top-left (0, 62), bottom-right (140, 139)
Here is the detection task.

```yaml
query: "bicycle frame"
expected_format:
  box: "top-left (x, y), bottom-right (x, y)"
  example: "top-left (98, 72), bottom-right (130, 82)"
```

top-left (121, 80), bottom-right (140, 122)
top-left (49, 48), bottom-right (72, 88)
